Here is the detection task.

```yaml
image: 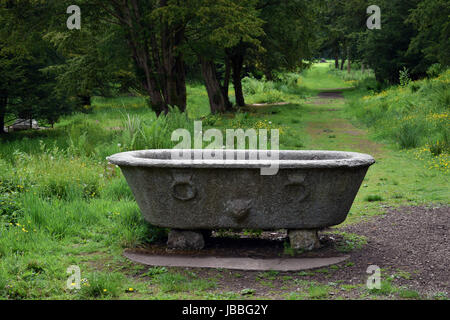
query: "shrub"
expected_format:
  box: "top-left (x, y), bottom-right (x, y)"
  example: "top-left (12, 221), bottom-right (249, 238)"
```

top-left (364, 195), bottom-right (384, 202)
top-left (432, 85), bottom-right (450, 108)
top-left (121, 106), bottom-right (193, 150)
top-left (396, 122), bottom-right (424, 149)
top-left (77, 272), bottom-right (125, 299)
top-left (399, 67), bottom-right (411, 87)
top-left (427, 63), bottom-right (444, 78)
top-left (65, 118), bottom-right (116, 157)
top-left (348, 68), bottom-right (449, 153)
top-left (398, 289), bottom-right (420, 299)
top-left (241, 75), bottom-right (303, 103)
top-left (0, 192), bottom-right (23, 225)
top-left (242, 77), bottom-right (268, 95)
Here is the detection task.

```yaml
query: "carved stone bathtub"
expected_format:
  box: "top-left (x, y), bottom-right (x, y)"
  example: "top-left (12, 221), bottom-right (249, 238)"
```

top-left (107, 149), bottom-right (375, 250)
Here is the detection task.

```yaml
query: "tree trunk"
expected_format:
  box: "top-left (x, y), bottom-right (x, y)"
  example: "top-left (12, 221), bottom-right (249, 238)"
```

top-left (264, 69), bottom-right (275, 81)
top-left (347, 46), bottom-right (351, 73)
top-left (162, 54), bottom-right (186, 112)
top-left (200, 58), bottom-right (227, 114)
top-left (161, 25), bottom-right (187, 112)
top-left (147, 77), bottom-right (167, 115)
top-left (231, 53), bottom-right (245, 107)
top-left (112, 0), bottom-right (184, 115)
top-left (333, 43), bottom-right (339, 69)
top-left (174, 56), bottom-right (187, 110)
top-left (221, 58), bottom-right (233, 111)
top-left (361, 63), bottom-right (365, 73)
top-left (340, 57), bottom-right (346, 70)
top-left (80, 95), bottom-right (90, 106)
top-left (0, 96), bottom-right (6, 134)
top-left (124, 25), bottom-right (167, 114)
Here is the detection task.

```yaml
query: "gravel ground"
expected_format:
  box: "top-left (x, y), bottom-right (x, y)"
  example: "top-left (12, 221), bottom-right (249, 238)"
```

top-left (131, 205), bottom-right (449, 298)
top-left (339, 205), bottom-right (449, 295)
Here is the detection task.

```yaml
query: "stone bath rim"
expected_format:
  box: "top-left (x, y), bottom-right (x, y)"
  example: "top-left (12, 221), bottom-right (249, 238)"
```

top-left (106, 149), bottom-right (375, 169)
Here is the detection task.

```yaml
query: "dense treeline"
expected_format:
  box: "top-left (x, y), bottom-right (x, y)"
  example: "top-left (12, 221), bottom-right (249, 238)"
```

top-left (0, 0), bottom-right (448, 132)
top-left (317, 0), bottom-right (449, 83)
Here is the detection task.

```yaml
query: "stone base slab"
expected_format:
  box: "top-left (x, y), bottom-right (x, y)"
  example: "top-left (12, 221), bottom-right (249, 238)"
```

top-left (123, 250), bottom-right (349, 272)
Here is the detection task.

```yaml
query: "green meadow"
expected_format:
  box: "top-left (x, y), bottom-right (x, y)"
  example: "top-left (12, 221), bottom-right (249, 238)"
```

top-left (0, 63), bottom-right (448, 300)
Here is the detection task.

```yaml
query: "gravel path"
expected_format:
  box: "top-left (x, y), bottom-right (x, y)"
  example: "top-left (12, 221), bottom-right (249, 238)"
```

top-left (337, 205), bottom-right (449, 295)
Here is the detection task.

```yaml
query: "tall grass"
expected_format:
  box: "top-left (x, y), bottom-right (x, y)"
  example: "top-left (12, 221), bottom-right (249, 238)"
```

top-left (328, 66), bottom-right (375, 84)
top-left (347, 69), bottom-right (450, 154)
top-left (297, 63), bottom-right (355, 90)
top-left (121, 106), bottom-right (193, 150)
top-left (0, 81), bottom-right (294, 298)
top-left (241, 72), bottom-right (306, 104)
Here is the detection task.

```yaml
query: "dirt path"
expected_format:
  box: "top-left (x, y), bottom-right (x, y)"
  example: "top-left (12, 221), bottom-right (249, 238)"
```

top-left (297, 89), bottom-right (450, 297)
top-left (304, 90), bottom-right (385, 157)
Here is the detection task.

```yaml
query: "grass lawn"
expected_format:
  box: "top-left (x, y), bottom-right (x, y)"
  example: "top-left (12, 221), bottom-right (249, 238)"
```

top-left (0, 63), bottom-right (448, 300)
top-left (297, 62), bottom-right (355, 91)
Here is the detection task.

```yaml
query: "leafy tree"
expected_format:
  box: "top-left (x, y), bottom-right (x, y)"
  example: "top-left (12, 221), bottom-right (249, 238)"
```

top-left (339, 0), bottom-right (369, 72)
top-left (83, 0), bottom-right (189, 115)
top-left (255, 0), bottom-right (317, 79)
top-left (317, 0), bottom-right (368, 72)
top-left (44, 8), bottom-right (135, 111)
top-left (0, 1), bottom-right (71, 133)
top-left (229, 0), bottom-right (317, 106)
top-left (407, 0), bottom-right (450, 71)
top-left (316, 0), bottom-right (347, 69)
top-left (185, 0), bottom-right (264, 112)
top-left (358, 0), bottom-right (423, 83)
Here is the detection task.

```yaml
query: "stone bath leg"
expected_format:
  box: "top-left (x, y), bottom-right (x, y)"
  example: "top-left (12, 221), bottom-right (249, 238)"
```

top-left (167, 230), bottom-right (205, 250)
top-left (288, 229), bottom-right (320, 251)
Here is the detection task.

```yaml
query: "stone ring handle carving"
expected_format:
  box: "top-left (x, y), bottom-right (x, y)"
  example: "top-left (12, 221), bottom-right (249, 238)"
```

top-left (171, 171), bottom-right (196, 201)
top-left (225, 199), bottom-right (252, 222)
top-left (284, 174), bottom-right (309, 202)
